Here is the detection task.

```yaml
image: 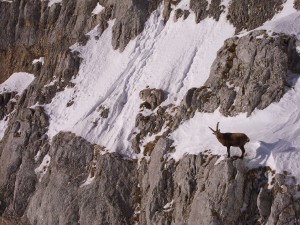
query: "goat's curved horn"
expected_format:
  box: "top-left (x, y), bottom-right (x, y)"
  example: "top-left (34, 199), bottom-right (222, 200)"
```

top-left (209, 127), bottom-right (215, 132)
top-left (216, 122), bottom-right (220, 132)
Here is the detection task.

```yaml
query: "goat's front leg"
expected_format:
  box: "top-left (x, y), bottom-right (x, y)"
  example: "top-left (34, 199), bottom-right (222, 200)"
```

top-left (227, 146), bottom-right (231, 158)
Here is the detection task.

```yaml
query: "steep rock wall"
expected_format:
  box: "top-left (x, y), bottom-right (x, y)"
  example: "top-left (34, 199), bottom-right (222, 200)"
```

top-left (2, 136), bottom-right (298, 224)
top-left (227, 0), bottom-right (285, 33)
top-left (177, 31), bottom-right (300, 122)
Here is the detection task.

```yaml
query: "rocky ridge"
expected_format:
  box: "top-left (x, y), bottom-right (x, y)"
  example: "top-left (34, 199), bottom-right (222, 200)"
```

top-left (2, 136), bottom-right (299, 224)
top-left (178, 30), bottom-right (300, 120)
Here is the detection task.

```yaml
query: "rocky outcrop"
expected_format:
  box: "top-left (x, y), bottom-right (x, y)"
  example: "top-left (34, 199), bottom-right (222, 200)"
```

top-left (0, 0), bottom-right (99, 83)
top-left (227, 0), bottom-right (285, 33)
top-left (173, 8), bottom-right (190, 22)
top-left (139, 88), bottom-right (165, 110)
top-left (97, 0), bottom-right (161, 51)
top-left (0, 92), bottom-right (18, 120)
top-left (0, 0), bottom-right (164, 109)
top-left (190, 0), bottom-right (224, 23)
top-left (295, 0), bottom-right (300, 10)
top-left (263, 174), bottom-right (300, 225)
top-left (1, 129), bottom-right (300, 225)
top-left (0, 106), bottom-right (48, 218)
top-left (26, 131), bottom-right (137, 225)
top-left (177, 31), bottom-right (300, 122)
top-left (132, 89), bottom-right (175, 154)
top-left (138, 138), bottom-right (300, 225)
top-left (0, 0), bottom-right (101, 109)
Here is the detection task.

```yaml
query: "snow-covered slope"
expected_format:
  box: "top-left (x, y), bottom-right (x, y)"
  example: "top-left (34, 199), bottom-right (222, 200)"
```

top-left (45, 3), bottom-right (235, 156)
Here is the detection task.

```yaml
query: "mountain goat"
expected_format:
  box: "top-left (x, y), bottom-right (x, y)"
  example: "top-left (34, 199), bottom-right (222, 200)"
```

top-left (209, 122), bottom-right (250, 159)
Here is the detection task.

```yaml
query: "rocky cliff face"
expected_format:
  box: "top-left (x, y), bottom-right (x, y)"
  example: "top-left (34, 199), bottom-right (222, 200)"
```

top-left (177, 31), bottom-right (300, 120)
top-left (3, 136), bottom-right (299, 224)
top-left (0, 0), bottom-right (300, 224)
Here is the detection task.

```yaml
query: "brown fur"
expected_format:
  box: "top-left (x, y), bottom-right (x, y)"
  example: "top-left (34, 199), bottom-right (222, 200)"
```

top-left (209, 122), bottom-right (250, 159)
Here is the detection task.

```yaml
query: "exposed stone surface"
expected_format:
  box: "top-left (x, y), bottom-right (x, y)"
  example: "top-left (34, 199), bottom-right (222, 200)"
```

top-left (26, 132), bottom-right (138, 225)
top-left (1, 130), bottom-right (299, 225)
top-left (136, 138), bottom-right (300, 225)
top-left (176, 31), bottom-right (300, 123)
top-left (190, 0), bottom-right (223, 23)
top-left (173, 8), bottom-right (190, 22)
top-left (0, 0), bottom-right (100, 84)
top-left (227, 0), bottom-right (285, 33)
top-left (0, 92), bottom-right (18, 120)
top-left (139, 138), bottom-right (175, 225)
top-left (101, 0), bottom-right (162, 51)
top-left (139, 88), bottom-right (165, 110)
top-left (0, 106), bottom-right (49, 218)
top-left (257, 188), bottom-right (273, 222)
top-left (295, 0), bottom-right (300, 10)
top-left (264, 173), bottom-right (300, 225)
top-left (133, 103), bottom-right (176, 154)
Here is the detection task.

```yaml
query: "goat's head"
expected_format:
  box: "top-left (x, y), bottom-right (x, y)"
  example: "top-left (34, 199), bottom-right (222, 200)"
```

top-left (209, 122), bottom-right (220, 135)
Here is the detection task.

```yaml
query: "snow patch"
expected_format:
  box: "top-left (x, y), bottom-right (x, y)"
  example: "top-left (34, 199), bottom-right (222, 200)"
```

top-left (80, 174), bottom-right (95, 187)
top-left (35, 154), bottom-right (51, 182)
top-left (0, 120), bottom-right (8, 140)
top-left (47, 0), bottom-right (62, 7)
top-left (163, 200), bottom-right (174, 212)
top-left (0, 72), bottom-right (35, 94)
top-left (238, 0), bottom-right (300, 37)
top-left (92, 3), bottom-right (104, 15)
top-left (32, 57), bottom-right (45, 65)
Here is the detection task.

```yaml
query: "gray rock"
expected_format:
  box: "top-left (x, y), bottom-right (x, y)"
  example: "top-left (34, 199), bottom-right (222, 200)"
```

top-left (295, 0), bottom-right (300, 10)
top-left (257, 188), bottom-right (272, 221)
top-left (0, 106), bottom-right (49, 218)
top-left (172, 154), bottom-right (203, 224)
top-left (188, 158), bottom-right (247, 225)
top-left (0, 92), bottom-right (17, 120)
top-left (139, 88), bottom-right (165, 110)
top-left (228, 0), bottom-right (285, 33)
top-left (108, 0), bottom-right (161, 51)
top-left (0, 1), bottom-right (299, 224)
top-left (176, 31), bottom-right (300, 123)
top-left (26, 132), bottom-right (138, 225)
top-left (139, 137), bottom-right (175, 225)
top-left (190, 0), bottom-right (209, 23)
top-left (190, 0), bottom-right (223, 23)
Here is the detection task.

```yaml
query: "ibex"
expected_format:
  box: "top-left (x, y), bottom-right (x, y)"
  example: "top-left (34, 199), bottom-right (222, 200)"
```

top-left (209, 122), bottom-right (250, 159)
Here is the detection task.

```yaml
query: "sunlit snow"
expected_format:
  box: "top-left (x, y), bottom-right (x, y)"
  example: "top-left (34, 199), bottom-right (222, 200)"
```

top-left (0, 72), bottom-right (34, 94)
top-left (45, 0), bottom-right (62, 7)
top-left (45, 5), bottom-right (235, 157)
top-left (32, 57), bottom-right (45, 65)
top-left (0, 72), bottom-right (35, 139)
top-left (92, 3), bottom-right (104, 15)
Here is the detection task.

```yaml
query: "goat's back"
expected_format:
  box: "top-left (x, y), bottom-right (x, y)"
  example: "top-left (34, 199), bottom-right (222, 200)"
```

top-left (218, 132), bottom-right (249, 147)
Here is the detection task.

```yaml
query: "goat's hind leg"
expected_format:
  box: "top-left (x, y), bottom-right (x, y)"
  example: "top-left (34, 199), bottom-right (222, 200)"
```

top-left (239, 146), bottom-right (245, 159)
